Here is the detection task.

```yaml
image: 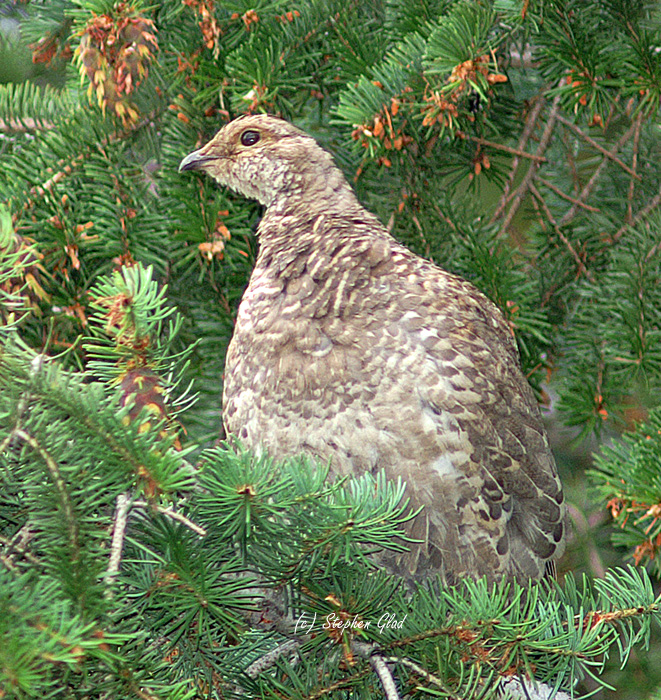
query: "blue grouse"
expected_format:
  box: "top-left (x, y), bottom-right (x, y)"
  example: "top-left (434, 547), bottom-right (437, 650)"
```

top-left (180, 114), bottom-right (566, 583)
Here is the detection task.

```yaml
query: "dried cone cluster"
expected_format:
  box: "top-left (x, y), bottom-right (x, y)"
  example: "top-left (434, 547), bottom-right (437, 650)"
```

top-left (183, 0), bottom-right (221, 56)
top-left (352, 92), bottom-right (415, 168)
top-left (423, 55), bottom-right (507, 128)
top-left (352, 55), bottom-right (507, 167)
top-left (198, 211), bottom-right (232, 262)
top-left (0, 231), bottom-right (49, 323)
top-left (91, 278), bottom-right (181, 450)
top-left (119, 368), bottom-right (177, 444)
top-left (74, 3), bottom-right (158, 126)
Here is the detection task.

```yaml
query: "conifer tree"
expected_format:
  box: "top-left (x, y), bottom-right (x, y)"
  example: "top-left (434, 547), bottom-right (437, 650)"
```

top-left (1, 1), bottom-right (661, 698)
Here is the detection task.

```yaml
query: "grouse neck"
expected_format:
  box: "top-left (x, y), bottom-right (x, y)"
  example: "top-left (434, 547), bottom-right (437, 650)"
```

top-left (253, 198), bottom-right (394, 284)
top-left (263, 171), bottom-right (364, 216)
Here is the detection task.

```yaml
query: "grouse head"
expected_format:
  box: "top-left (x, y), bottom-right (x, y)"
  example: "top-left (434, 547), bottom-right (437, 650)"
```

top-left (179, 114), bottom-right (353, 212)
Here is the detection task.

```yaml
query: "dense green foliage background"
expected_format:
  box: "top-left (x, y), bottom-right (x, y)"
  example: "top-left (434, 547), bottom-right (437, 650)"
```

top-left (2, 0), bottom-right (661, 698)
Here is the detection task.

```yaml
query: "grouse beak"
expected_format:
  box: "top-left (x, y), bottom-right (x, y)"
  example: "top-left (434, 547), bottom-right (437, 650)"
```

top-left (179, 149), bottom-right (214, 173)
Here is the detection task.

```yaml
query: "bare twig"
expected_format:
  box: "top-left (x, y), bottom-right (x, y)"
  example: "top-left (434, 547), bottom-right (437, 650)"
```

top-left (529, 188), bottom-right (549, 233)
top-left (529, 182), bottom-right (595, 282)
top-left (352, 643), bottom-right (401, 700)
top-left (369, 654), bottom-right (401, 700)
top-left (497, 94), bottom-right (562, 234)
top-left (459, 132), bottom-right (547, 162)
top-left (501, 677), bottom-right (571, 700)
top-left (104, 497), bottom-right (206, 591)
top-left (612, 183), bottom-right (661, 243)
top-left (133, 500), bottom-right (207, 536)
top-left (556, 113), bottom-right (641, 180)
top-left (383, 656), bottom-right (449, 692)
top-left (105, 493), bottom-right (133, 588)
top-left (627, 113), bottom-right (643, 223)
top-left (492, 96), bottom-right (546, 222)
top-left (0, 355), bottom-right (45, 455)
top-left (0, 527), bottom-right (41, 568)
top-left (536, 176), bottom-right (600, 213)
top-left (431, 202), bottom-right (458, 233)
top-left (559, 120), bottom-right (638, 227)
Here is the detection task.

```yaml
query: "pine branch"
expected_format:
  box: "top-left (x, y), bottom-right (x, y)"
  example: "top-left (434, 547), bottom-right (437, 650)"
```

top-left (612, 182), bottom-right (661, 243)
top-left (458, 131), bottom-right (547, 162)
top-left (555, 113), bottom-right (641, 181)
top-left (3, 2), bottom-right (661, 697)
top-left (627, 112), bottom-right (643, 223)
top-left (24, 109), bottom-right (160, 204)
top-left (529, 181), bottom-right (595, 281)
top-left (559, 120), bottom-right (639, 227)
top-left (0, 117), bottom-right (55, 132)
top-left (491, 95), bottom-right (546, 221)
top-left (497, 93), bottom-right (562, 235)
top-left (13, 428), bottom-right (80, 559)
top-left (536, 176), bottom-right (600, 213)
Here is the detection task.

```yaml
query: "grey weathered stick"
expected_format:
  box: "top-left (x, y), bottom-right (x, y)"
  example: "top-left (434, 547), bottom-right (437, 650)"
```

top-left (105, 492), bottom-right (133, 587)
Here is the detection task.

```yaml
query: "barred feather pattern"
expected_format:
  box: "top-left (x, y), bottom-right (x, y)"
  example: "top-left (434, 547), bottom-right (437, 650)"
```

top-left (180, 114), bottom-right (566, 583)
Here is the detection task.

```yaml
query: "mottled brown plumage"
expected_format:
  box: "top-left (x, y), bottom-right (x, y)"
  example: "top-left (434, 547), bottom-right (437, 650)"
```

top-left (180, 114), bottom-right (566, 583)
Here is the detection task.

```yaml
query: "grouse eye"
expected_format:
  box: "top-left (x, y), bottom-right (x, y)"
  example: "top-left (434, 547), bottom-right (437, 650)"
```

top-left (240, 129), bottom-right (260, 147)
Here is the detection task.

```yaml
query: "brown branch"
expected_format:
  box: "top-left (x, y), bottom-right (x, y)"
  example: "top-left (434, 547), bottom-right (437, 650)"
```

top-left (496, 94), bottom-right (562, 234)
top-left (627, 112), bottom-right (643, 223)
top-left (529, 182), bottom-right (595, 282)
top-left (556, 113), bottom-right (641, 180)
top-left (0, 118), bottom-right (55, 133)
top-left (459, 132), bottom-right (547, 162)
top-left (431, 202), bottom-right (458, 233)
top-left (529, 184), bottom-right (548, 232)
top-left (536, 176), bottom-right (600, 213)
top-left (491, 96), bottom-right (546, 222)
top-left (559, 120), bottom-right (639, 227)
top-left (612, 183), bottom-right (661, 243)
